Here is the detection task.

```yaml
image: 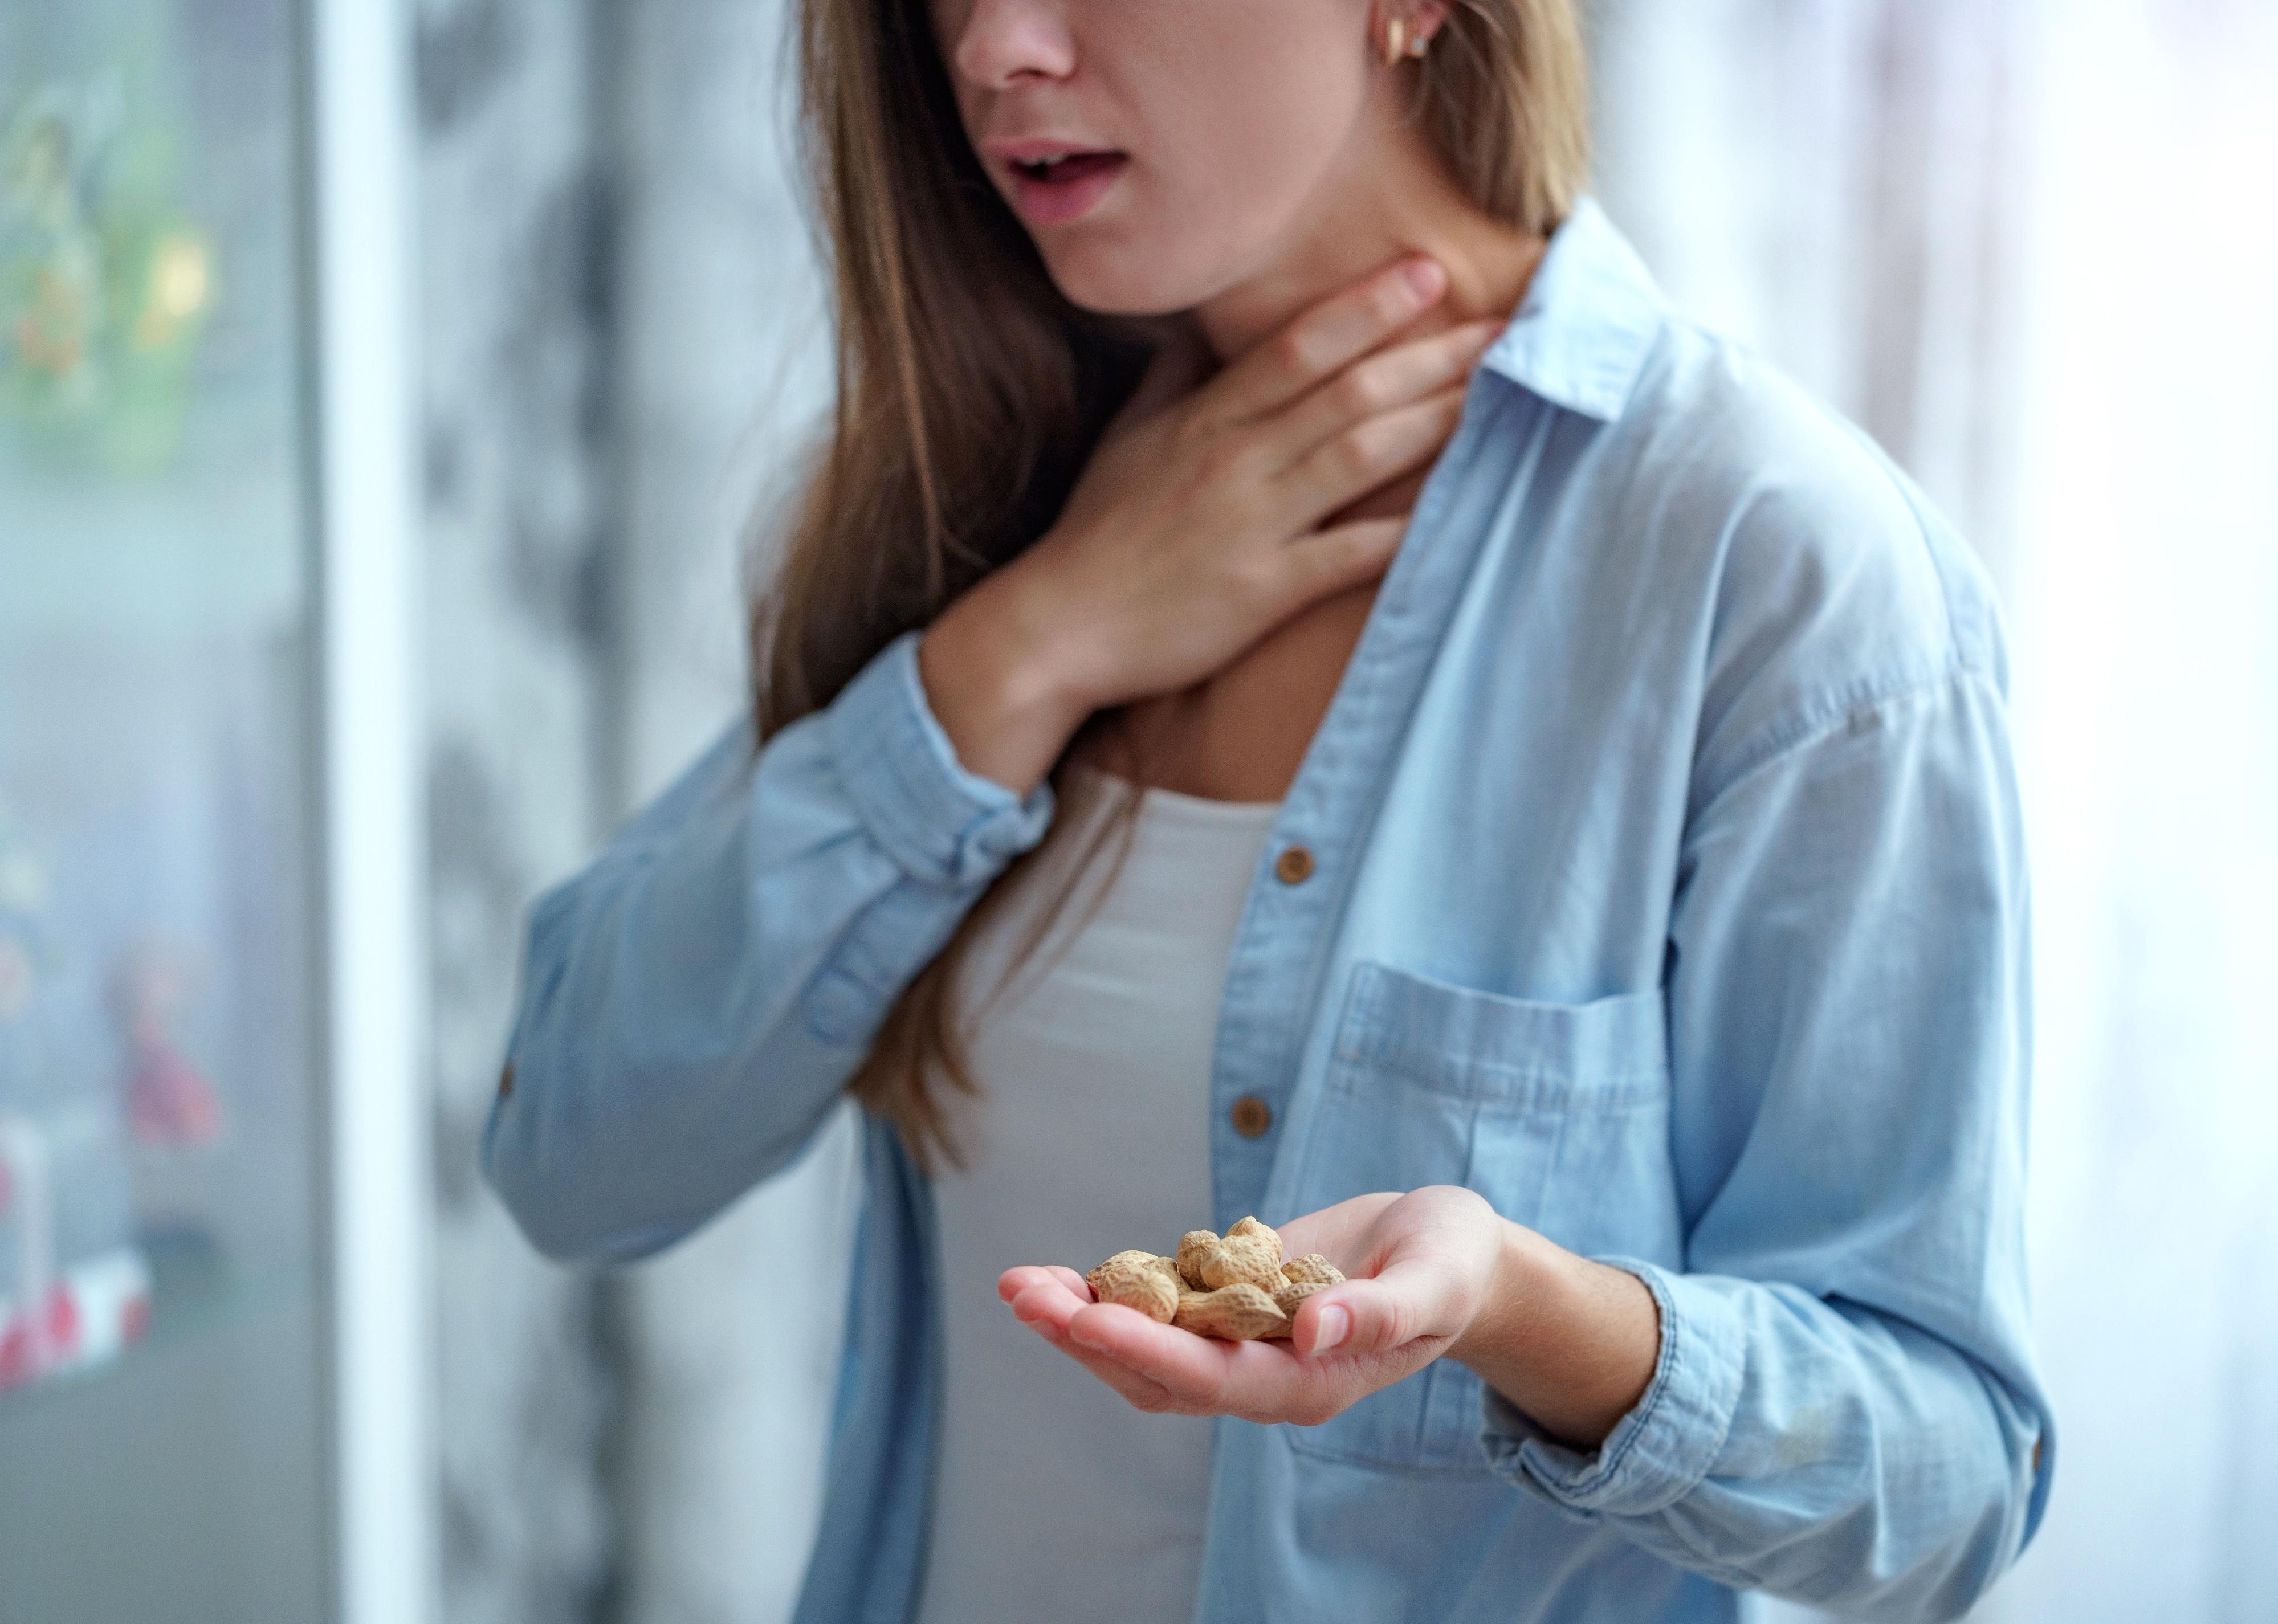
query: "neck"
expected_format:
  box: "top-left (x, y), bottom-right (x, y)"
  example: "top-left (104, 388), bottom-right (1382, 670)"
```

top-left (1191, 120), bottom-right (1549, 366)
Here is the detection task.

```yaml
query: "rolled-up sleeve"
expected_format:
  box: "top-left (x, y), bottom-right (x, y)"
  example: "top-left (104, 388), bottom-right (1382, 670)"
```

top-left (1478, 656), bottom-right (2054, 1621)
top-left (482, 627), bottom-right (1054, 1264)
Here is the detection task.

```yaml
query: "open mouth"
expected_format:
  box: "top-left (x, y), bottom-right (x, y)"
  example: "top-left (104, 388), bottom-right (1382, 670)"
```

top-left (1002, 149), bottom-right (1130, 225)
top-left (1012, 151), bottom-right (1128, 186)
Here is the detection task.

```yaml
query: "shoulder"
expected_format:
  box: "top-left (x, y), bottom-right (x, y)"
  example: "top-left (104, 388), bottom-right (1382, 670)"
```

top-left (1583, 316), bottom-right (2010, 799)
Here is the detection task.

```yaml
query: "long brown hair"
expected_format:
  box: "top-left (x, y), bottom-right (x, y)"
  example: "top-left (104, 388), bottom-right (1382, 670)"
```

top-left (747, 0), bottom-right (1590, 1170)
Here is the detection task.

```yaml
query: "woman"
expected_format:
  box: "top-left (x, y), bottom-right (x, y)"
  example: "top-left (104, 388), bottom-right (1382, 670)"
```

top-left (484, 1), bottom-right (2055, 1619)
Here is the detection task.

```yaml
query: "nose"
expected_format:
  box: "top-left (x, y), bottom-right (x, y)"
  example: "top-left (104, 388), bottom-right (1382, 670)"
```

top-left (950, 0), bottom-right (1076, 90)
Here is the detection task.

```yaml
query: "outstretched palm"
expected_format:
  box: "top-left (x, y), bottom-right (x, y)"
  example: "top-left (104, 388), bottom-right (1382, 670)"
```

top-left (997, 1185), bottom-right (1509, 1426)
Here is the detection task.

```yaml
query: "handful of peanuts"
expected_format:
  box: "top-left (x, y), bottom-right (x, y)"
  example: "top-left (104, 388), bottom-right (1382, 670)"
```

top-left (1083, 1215), bottom-right (1347, 1341)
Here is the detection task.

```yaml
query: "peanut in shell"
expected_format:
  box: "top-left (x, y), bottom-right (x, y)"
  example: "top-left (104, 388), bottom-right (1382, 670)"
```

top-left (1175, 1230), bottom-right (1219, 1290)
top-left (1085, 1254), bottom-right (1179, 1323)
top-left (1172, 1282), bottom-right (1289, 1341)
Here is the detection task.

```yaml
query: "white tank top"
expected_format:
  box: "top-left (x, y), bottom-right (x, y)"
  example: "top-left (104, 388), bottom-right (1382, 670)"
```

top-left (911, 760), bottom-right (1285, 1624)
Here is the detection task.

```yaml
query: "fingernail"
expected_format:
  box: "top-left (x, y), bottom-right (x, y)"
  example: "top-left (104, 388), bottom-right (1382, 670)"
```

top-left (1069, 1317), bottom-right (1109, 1350)
top-left (1403, 258), bottom-right (1445, 302)
top-left (1310, 1304), bottom-right (1351, 1356)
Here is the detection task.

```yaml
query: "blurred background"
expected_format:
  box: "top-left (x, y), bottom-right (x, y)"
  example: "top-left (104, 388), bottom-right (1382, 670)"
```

top-left (0, 1), bottom-right (2272, 1621)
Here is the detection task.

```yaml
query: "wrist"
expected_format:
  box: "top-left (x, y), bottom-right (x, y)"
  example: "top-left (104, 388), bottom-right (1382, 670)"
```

top-left (936, 557), bottom-right (1095, 723)
top-left (920, 569), bottom-right (1094, 798)
top-left (1450, 1215), bottom-right (1552, 1370)
top-left (1449, 1221), bottom-right (1661, 1453)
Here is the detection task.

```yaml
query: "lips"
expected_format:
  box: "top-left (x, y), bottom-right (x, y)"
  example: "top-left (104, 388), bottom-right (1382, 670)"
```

top-left (982, 136), bottom-right (1122, 164)
top-left (994, 146), bottom-right (1130, 226)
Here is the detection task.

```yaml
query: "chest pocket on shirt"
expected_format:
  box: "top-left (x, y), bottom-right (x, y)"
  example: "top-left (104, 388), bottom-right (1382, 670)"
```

top-left (1287, 958), bottom-right (1681, 1474)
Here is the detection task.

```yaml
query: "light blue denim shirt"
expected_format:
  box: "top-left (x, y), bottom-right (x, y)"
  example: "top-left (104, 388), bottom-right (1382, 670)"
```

top-left (483, 197), bottom-right (2053, 1624)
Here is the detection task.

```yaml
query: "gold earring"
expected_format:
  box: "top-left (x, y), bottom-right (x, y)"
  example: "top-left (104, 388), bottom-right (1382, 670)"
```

top-left (1382, 14), bottom-right (1432, 66)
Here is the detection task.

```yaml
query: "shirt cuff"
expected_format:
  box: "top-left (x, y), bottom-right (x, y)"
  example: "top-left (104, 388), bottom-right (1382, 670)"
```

top-left (1477, 1256), bottom-right (1747, 1517)
top-left (824, 626), bottom-right (1057, 889)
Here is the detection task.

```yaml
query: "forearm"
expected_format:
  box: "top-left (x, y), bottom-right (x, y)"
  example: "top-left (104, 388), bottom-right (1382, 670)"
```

top-left (486, 630), bottom-right (1061, 1262)
top-left (1450, 1218), bottom-right (1661, 1451)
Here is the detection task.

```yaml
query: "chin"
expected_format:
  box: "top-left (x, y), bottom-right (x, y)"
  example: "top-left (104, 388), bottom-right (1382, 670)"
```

top-left (1033, 231), bottom-right (1244, 321)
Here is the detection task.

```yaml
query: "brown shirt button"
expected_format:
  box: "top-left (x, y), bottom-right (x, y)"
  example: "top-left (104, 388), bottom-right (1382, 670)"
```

top-left (1229, 1095), bottom-right (1273, 1137)
top-left (1273, 844), bottom-right (1314, 884)
top-left (498, 1063), bottom-right (514, 1100)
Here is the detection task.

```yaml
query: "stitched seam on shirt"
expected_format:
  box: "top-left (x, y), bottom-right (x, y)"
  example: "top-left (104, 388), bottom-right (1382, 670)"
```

top-left (1355, 1060), bottom-right (1670, 1108)
top-left (1697, 417), bottom-right (2007, 814)
top-left (1693, 658), bottom-right (1977, 816)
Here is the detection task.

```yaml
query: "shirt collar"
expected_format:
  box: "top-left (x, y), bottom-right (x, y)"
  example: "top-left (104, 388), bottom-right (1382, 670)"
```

top-left (1476, 195), bottom-right (1668, 422)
